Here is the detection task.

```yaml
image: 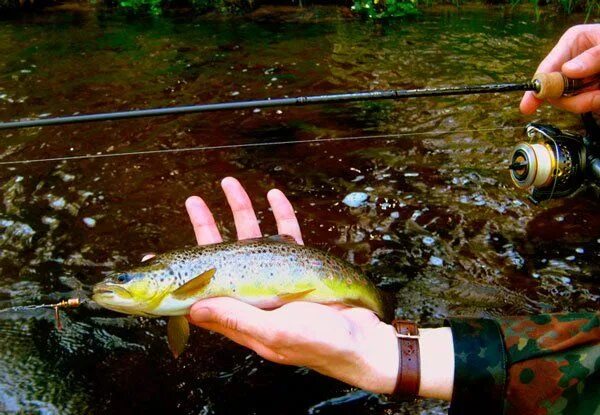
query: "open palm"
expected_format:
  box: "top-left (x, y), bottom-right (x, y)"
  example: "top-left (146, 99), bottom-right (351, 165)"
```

top-left (184, 177), bottom-right (398, 394)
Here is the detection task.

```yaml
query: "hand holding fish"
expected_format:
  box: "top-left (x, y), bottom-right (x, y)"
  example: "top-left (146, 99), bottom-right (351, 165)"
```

top-left (521, 24), bottom-right (600, 114)
top-left (92, 176), bottom-right (453, 398)
top-left (185, 177), bottom-right (398, 393)
top-left (185, 178), bottom-right (454, 398)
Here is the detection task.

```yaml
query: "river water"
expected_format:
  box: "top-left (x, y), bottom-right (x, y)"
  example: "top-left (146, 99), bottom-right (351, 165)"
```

top-left (0, 6), bottom-right (598, 414)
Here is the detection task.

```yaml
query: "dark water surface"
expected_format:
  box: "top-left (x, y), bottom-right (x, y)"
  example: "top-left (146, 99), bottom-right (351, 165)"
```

top-left (0, 6), bottom-right (598, 414)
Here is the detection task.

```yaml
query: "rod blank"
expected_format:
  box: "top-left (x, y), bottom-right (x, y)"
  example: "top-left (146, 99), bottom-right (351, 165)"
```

top-left (0, 82), bottom-right (534, 130)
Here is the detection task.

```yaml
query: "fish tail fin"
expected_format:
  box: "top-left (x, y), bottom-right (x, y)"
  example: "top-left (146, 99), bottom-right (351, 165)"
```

top-left (378, 291), bottom-right (396, 323)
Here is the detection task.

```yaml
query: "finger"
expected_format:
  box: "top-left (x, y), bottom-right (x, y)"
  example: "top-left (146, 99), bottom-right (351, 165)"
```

top-left (221, 177), bottom-right (262, 240)
top-left (190, 297), bottom-right (276, 344)
top-left (520, 39), bottom-right (570, 115)
top-left (267, 189), bottom-right (304, 245)
top-left (185, 196), bottom-right (223, 245)
top-left (547, 90), bottom-right (600, 113)
top-left (141, 254), bottom-right (156, 262)
top-left (192, 320), bottom-right (284, 361)
top-left (534, 26), bottom-right (583, 76)
top-left (520, 91), bottom-right (543, 114)
top-left (521, 29), bottom-right (584, 115)
top-left (535, 44), bottom-right (571, 76)
top-left (563, 45), bottom-right (600, 78)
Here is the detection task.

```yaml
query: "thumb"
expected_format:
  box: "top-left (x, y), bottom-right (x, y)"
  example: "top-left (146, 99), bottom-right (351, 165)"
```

top-left (562, 44), bottom-right (600, 78)
top-left (190, 297), bottom-right (275, 343)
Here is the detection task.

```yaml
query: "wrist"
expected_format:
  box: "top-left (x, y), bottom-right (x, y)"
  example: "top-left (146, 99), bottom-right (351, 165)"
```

top-left (330, 323), bottom-right (454, 399)
top-left (355, 325), bottom-right (455, 399)
top-left (418, 327), bottom-right (454, 400)
top-left (353, 322), bottom-right (399, 394)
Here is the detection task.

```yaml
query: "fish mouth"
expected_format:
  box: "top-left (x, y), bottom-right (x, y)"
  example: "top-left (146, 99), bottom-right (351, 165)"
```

top-left (92, 283), bottom-right (132, 298)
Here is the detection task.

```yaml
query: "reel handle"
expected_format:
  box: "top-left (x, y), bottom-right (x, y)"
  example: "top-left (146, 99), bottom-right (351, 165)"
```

top-left (532, 72), bottom-right (600, 99)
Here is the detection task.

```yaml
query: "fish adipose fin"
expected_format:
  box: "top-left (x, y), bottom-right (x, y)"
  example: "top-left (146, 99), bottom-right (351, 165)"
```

top-left (167, 316), bottom-right (190, 359)
top-left (237, 235), bottom-right (297, 245)
top-left (277, 288), bottom-right (315, 301)
top-left (172, 268), bottom-right (216, 300)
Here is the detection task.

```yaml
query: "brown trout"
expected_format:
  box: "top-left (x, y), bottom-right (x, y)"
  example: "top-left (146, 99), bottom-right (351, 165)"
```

top-left (92, 235), bottom-right (388, 357)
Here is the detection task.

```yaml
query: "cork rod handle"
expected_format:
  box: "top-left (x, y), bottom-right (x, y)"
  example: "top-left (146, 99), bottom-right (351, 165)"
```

top-left (532, 72), bottom-right (566, 99)
top-left (533, 72), bottom-right (600, 99)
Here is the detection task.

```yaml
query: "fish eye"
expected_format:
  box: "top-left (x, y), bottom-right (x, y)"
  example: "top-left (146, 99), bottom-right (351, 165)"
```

top-left (115, 274), bottom-right (131, 284)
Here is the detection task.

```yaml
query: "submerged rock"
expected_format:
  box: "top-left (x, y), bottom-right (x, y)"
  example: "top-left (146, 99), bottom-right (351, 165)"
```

top-left (82, 217), bottom-right (96, 228)
top-left (422, 236), bottom-right (435, 246)
top-left (429, 256), bottom-right (443, 266)
top-left (342, 192), bottom-right (368, 207)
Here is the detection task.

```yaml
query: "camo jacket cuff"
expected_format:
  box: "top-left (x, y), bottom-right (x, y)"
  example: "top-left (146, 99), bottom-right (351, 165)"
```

top-left (445, 318), bottom-right (507, 415)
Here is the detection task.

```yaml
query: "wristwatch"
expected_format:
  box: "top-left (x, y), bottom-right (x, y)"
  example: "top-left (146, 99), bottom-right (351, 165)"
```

top-left (391, 319), bottom-right (421, 398)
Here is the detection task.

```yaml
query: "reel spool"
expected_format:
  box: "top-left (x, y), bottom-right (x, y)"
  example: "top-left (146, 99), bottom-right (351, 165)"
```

top-left (509, 123), bottom-right (588, 203)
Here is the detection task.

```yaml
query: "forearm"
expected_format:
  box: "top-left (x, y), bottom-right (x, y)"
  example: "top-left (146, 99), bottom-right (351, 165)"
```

top-left (326, 311), bottom-right (600, 414)
top-left (418, 327), bottom-right (454, 400)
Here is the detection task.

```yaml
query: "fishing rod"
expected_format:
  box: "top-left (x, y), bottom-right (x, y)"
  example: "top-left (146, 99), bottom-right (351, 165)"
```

top-left (0, 71), bottom-right (598, 203)
top-left (0, 72), bottom-right (595, 130)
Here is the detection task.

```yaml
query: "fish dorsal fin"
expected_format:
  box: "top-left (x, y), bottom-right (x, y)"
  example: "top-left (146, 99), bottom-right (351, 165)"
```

top-left (172, 268), bottom-right (216, 300)
top-left (268, 234), bottom-right (297, 244)
top-left (237, 235), bottom-right (297, 245)
top-left (277, 288), bottom-right (315, 301)
top-left (139, 260), bottom-right (169, 272)
top-left (167, 316), bottom-right (190, 359)
top-left (236, 237), bottom-right (264, 245)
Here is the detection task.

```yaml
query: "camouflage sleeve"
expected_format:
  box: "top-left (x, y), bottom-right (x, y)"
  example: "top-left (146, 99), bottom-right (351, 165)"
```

top-left (445, 313), bottom-right (600, 415)
top-left (499, 312), bottom-right (600, 415)
top-left (445, 318), bottom-right (507, 415)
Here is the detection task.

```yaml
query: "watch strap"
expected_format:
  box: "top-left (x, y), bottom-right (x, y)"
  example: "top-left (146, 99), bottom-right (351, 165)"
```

top-left (391, 319), bottom-right (420, 398)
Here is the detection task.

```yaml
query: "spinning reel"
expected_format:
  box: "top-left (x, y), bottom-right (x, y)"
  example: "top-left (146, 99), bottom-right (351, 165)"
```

top-left (509, 113), bottom-right (600, 203)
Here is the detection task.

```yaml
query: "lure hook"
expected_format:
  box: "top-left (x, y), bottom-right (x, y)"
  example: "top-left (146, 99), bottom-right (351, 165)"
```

top-left (49, 298), bottom-right (82, 331)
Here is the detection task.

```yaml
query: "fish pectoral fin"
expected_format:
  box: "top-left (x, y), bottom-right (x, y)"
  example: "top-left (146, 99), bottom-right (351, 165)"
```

top-left (277, 288), bottom-right (315, 301)
top-left (172, 268), bottom-right (216, 300)
top-left (167, 316), bottom-right (190, 359)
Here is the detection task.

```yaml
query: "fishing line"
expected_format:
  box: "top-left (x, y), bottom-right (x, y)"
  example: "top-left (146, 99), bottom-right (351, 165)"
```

top-left (0, 298), bottom-right (82, 330)
top-left (0, 126), bottom-right (520, 166)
